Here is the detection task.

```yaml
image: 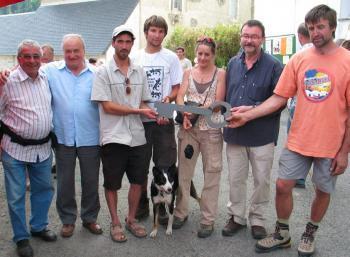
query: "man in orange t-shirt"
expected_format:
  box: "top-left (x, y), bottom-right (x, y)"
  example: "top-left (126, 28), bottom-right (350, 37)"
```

top-left (226, 4), bottom-right (350, 257)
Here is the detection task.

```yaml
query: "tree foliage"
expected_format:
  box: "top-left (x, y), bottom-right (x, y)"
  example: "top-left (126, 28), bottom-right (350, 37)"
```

top-left (165, 23), bottom-right (241, 68)
top-left (0, 0), bottom-right (41, 15)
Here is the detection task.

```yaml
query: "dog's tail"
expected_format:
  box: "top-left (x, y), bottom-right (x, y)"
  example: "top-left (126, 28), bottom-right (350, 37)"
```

top-left (190, 180), bottom-right (201, 203)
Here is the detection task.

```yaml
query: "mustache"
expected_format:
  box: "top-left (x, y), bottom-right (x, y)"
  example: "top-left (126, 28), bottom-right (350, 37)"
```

top-left (243, 43), bottom-right (255, 47)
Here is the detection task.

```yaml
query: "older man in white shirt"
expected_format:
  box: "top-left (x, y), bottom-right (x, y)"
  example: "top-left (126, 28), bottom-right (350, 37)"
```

top-left (0, 39), bottom-right (56, 257)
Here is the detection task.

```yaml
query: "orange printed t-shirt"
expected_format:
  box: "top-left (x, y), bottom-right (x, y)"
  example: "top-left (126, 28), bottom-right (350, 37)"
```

top-left (274, 46), bottom-right (350, 158)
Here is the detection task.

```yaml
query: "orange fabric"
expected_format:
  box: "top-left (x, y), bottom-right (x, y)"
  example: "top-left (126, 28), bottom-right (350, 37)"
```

top-left (274, 47), bottom-right (350, 158)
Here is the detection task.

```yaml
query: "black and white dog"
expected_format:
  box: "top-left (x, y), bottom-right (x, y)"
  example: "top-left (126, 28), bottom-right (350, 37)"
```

top-left (149, 164), bottom-right (200, 238)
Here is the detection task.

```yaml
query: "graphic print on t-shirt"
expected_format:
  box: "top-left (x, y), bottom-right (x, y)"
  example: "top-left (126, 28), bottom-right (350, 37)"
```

top-left (304, 69), bottom-right (332, 102)
top-left (144, 66), bottom-right (164, 101)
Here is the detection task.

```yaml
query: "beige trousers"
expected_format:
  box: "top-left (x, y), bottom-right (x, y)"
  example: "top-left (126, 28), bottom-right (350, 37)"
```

top-left (226, 143), bottom-right (274, 227)
top-left (174, 128), bottom-right (223, 225)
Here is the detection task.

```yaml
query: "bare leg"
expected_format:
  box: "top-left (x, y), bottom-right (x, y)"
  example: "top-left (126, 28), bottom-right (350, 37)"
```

top-left (310, 188), bottom-right (330, 222)
top-left (127, 184), bottom-right (142, 222)
top-left (275, 178), bottom-right (295, 219)
top-left (105, 189), bottom-right (121, 225)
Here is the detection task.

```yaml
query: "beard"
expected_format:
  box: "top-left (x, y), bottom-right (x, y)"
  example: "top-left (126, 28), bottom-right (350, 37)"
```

top-left (312, 36), bottom-right (332, 48)
top-left (116, 49), bottom-right (130, 60)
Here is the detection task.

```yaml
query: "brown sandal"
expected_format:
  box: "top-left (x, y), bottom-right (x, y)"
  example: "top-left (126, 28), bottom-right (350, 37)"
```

top-left (110, 223), bottom-right (127, 243)
top-left (125, 220), bottom-right (147, 238)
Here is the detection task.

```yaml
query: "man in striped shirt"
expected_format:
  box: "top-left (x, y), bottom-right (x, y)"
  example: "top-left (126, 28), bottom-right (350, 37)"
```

top-left (0, 40), bottom-right (57, 257)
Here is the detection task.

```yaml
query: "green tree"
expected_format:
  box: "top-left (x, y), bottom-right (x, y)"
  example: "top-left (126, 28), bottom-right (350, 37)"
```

top-left (165, 23), bottom-right (241, 68)
top-left (0, 0), bottom-right (41, 15)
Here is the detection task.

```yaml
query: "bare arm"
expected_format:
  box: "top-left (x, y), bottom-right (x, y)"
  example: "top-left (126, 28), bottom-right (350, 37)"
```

top-left (175, 70), bottom-right (192, 129)
top-left (176, 70), bottom-right (190, 105)
top-left (226, 94), bottom-right (288, 128)
top-left (215, 69), bottom-right (226, 102)
top-left (330, 108), bottom-right (350, 175)
top-left (101, 101), bottom-right (157, 119)
top-left (164, 84), bottom-right (180, 103)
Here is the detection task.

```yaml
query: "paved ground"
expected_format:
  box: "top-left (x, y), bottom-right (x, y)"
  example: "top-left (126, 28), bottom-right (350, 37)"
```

top-left (0, 110), bottom-right (349, 257)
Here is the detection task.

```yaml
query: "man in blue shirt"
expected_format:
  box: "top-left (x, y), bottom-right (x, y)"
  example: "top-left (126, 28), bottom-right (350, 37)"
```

top-left (43, 34), bottom-right (102, 238)
top-left (222, 20), bottom-right (283, 240)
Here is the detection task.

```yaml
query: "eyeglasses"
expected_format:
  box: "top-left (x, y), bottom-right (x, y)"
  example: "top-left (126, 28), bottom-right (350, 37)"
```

top-left (20, 54), bottom-right (41, 60)
top-left (125, 77), bottom-right (131, 95)
top-left (240, 34), bottom-right (262, 41)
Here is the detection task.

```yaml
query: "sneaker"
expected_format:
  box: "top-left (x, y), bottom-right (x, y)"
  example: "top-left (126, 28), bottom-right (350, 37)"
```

top-left (221, 216), bottom-right (246, 237)
top-left (297, 222), bottom-right (318, 257)
top-left (255, 221), bottom-right (291, 253)
top-left (158, 203), bottom-right (169, 225)
top-left (172, 216), bottom-right (188, 229)
top-left (135, 194), bottom-right (149, 220)
top-left (197, 224), bottom-right (214, 238)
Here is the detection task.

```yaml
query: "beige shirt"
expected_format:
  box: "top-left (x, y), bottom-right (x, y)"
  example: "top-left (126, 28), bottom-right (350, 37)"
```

top-left (91, 58), bottom-right (152, 147)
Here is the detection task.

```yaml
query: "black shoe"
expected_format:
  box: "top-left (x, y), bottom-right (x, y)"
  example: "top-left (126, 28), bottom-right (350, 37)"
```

top-left (251, 225), bottom-right (267, 239)
top-left (31, 228), bottom-right (57, 242)
top-left (16, 239), bottom-right (33, 257)
top-left (158, 203), bottom-right (169, 226)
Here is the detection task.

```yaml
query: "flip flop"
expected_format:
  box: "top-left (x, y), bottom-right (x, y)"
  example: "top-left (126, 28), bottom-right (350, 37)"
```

top-left (110, 223), bottom-right (127, 243)
top-left (125, 221), bottom-right (147, 238)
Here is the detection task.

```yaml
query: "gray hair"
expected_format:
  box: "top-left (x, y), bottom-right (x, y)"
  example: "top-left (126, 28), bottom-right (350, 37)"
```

top-left (17, 39), bottom-right (42, 57)
top-left (61, 34), bottom-right (86, 50)
top-left (41, 43), bottom-right (54, 54)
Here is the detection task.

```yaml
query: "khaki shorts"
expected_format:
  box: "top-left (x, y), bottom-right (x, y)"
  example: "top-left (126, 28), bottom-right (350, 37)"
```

top-left (278, 148), bottom-right (337, 193)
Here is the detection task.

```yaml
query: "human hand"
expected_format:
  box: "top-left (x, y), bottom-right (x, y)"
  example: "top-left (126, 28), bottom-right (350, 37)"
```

top-left (0, 69), bottom-right (10, 87)
top-left (162, 96), bottom-right (171, 103)
top-left (225, 111), bottom-right (248, 128)
top-left (156, 116), bottom-right (170, 125)
top-left (141, 108), bottom-right (157, 119)
top-left (330, 151), bottom-right (348, 176)
top-left (183, 114), bottom-right (192, 130)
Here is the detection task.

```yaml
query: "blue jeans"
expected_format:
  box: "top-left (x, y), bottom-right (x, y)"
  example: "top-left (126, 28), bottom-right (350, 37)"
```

top-left (2, 151), bottom-right (54, 242)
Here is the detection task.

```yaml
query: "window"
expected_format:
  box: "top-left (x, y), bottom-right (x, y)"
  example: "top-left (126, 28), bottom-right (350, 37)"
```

top-left (228, 0), bottom-right (237, 19)
top-left (171, 0), bottom-right (182, 12)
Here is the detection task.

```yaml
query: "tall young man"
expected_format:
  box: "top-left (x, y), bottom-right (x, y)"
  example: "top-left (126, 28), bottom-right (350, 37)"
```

top-left (132, 15), bottom-right (183, 221)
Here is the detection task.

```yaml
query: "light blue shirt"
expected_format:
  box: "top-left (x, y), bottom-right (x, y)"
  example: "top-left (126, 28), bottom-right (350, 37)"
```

top-left (42, 60), bottom-right (99, 147)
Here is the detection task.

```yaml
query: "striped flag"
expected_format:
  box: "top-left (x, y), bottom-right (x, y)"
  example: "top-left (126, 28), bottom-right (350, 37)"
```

top-left (0, 0), bottom-right (25, 8)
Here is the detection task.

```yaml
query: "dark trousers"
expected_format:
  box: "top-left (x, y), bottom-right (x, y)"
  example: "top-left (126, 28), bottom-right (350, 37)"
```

top-left (55, 144), bottom-right (101, 224)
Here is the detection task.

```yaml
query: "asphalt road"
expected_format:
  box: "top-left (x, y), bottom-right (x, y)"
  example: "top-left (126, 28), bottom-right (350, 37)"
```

top-left (0, 110), bottom-right (349, 257)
